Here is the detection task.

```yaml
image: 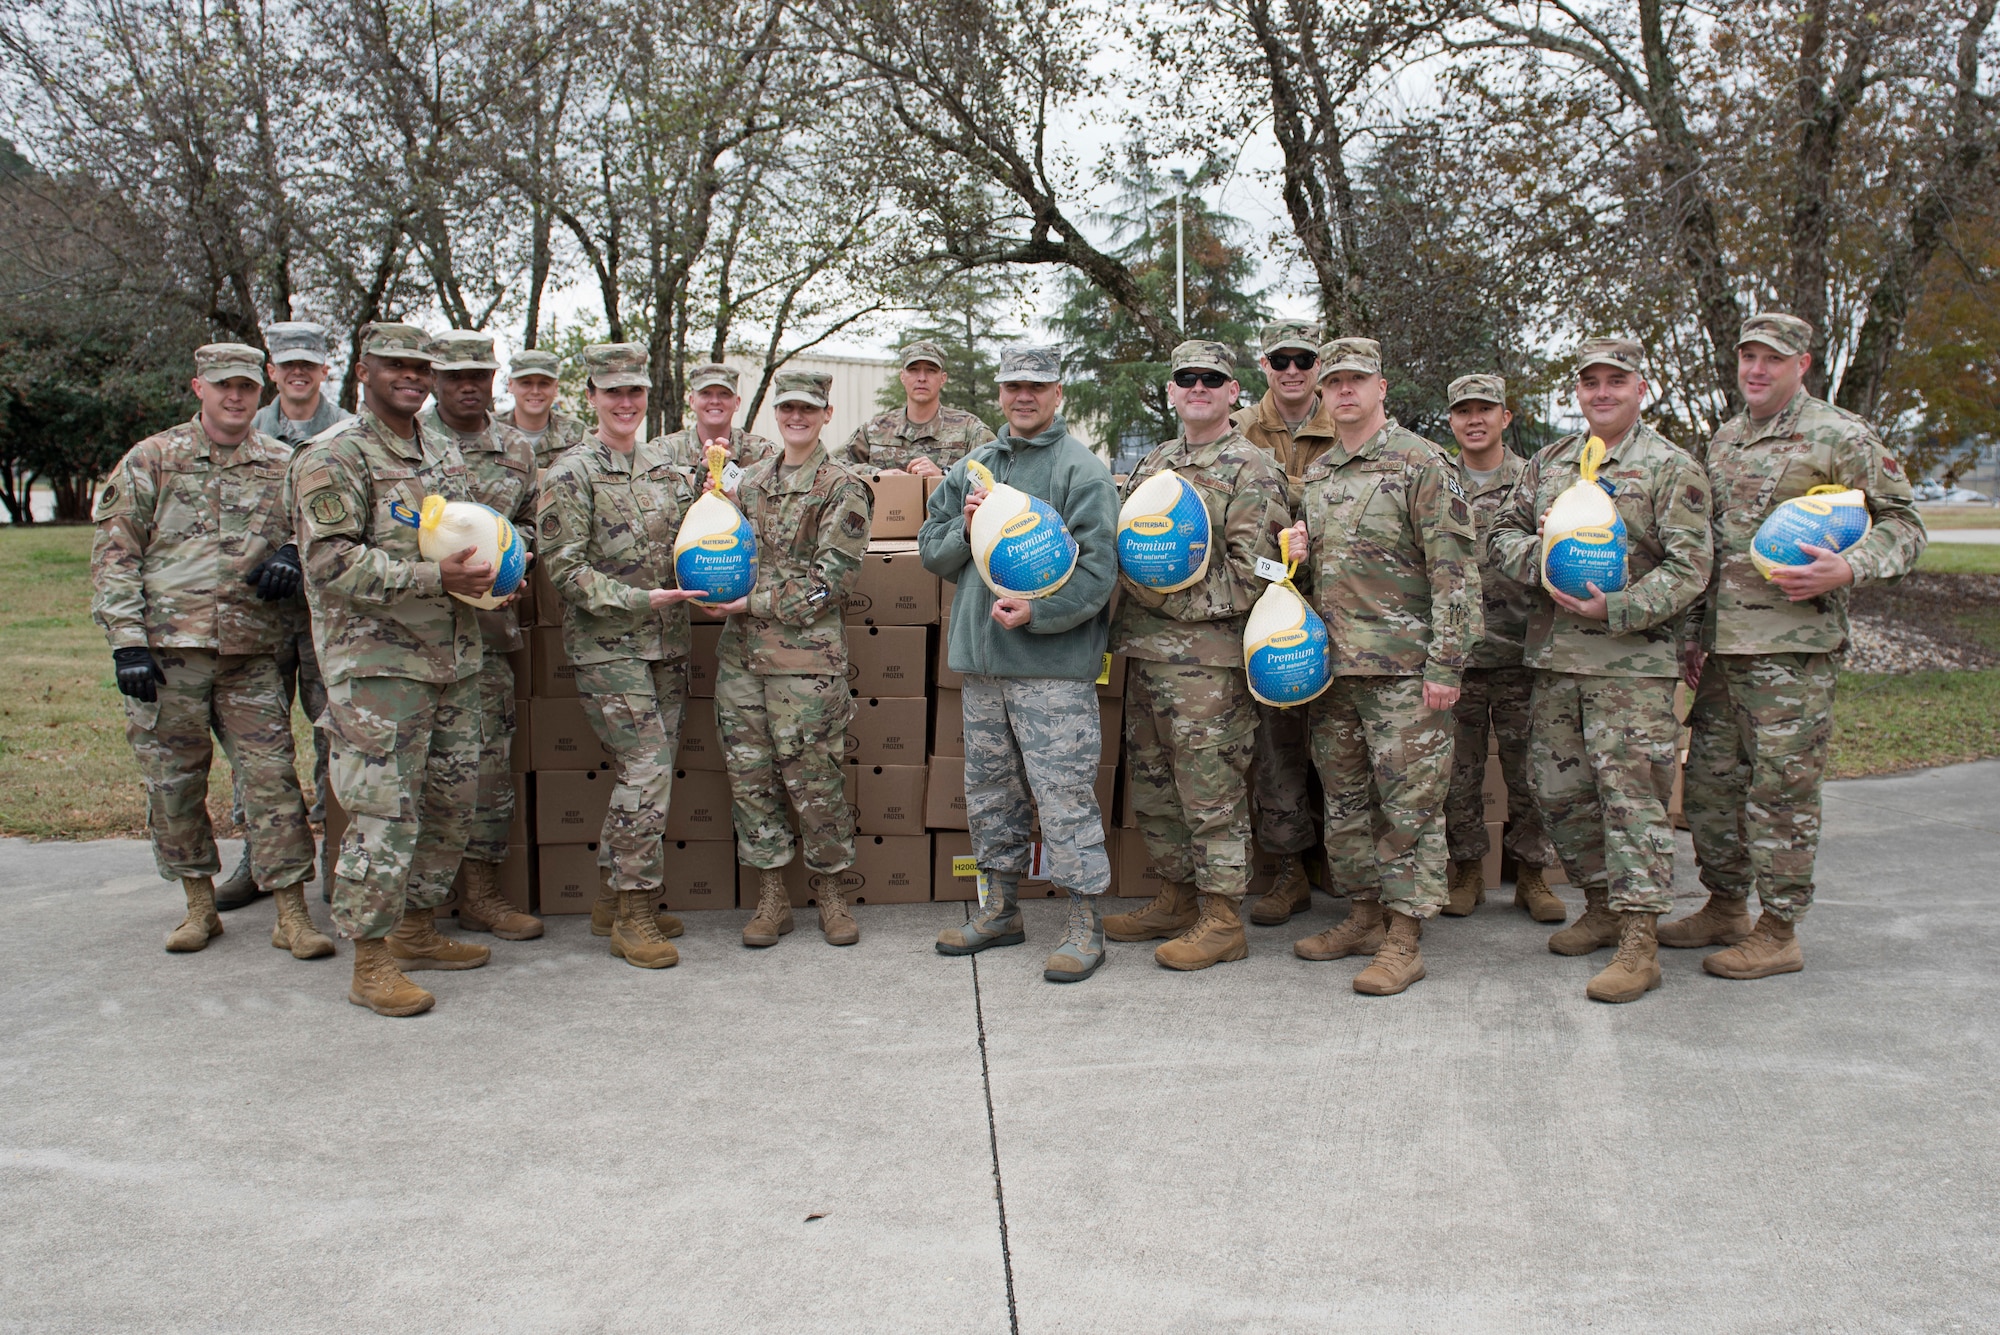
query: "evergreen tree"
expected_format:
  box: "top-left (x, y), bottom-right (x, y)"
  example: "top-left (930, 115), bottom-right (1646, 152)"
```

top-left (876, 264), bottom-right (1017, 430)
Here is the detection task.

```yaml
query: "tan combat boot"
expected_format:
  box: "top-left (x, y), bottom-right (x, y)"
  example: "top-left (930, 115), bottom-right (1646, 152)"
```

top-left (1294, 899), bottom-right (1384, 961)
top-left (1658, 893), bottom-right (1752, 949)
top-left (348, 937), bottom-right (434, 1016)
top-left (1103, 880), bottom-right (1197, 942)
top-left (1154, 894), bottom-right (1248, 971)
top-left (387, 905), bottom-right (491, 971)
top-left (456, 860), bottom-right (544, 940)
top-left (610, 890), bottom-right (679, 969)
top-left (817, 883), bottom-right (860, 947)
top-left (1248, 855), bottom-right (1313, 925)
top-left (1353, 911), bottom-right (1425, 995)
top-left (592, 869), bottom-right (684, 939)
top-left (270, 884), bottom-right (335, 959)
top-left (1513, 863), bottom-right (1567, 923)
top-left (1586, 911), bottom-right (1662, 1003)
top-left (742, 869), bottom-right (795, 948)
top-left (1702, 914), bottom-right (1802, 980)
top-left (1547, 886), bottom-right (1621, 956)
top-left (165, 876), bottom-right (224, 953)
top-left (1443, 860), bottom-right (1486, 916)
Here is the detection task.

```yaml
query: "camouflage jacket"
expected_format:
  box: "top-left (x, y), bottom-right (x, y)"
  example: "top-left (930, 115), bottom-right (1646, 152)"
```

top-left (91, 416), bottom-right (298, 656)
top-left (838, 404), bottom-right (996, 472)
top-left (1459, 449), bottom-right (1535, 669)
top-left (1686, 389), bottom-right (1926, 656)
top-left (1488, 424), bottom-right (1713, 678)
top-left (1111, 427), bottom-right (1292, 667)
top-left (1232, 392), bottom-right (1340, 514)
top-left (252, 396), bottom-right (349, 446)
top-left (421, 406), bottom-right (538, 653)
top-left (500, 404), bottom-right (590, 470)
top-left (290, 408), bottom-right (483, 687)
top-left (538, 434), bottom-right (695, 667)
top-left (1296, 422), bottom-right (1480, 687)
top-left (715, 441), bottom-right (874, 676)
top-left (651, 425), bottom-right (776, 481)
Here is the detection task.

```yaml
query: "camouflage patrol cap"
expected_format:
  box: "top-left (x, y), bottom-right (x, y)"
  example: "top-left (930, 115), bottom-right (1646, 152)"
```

top-left (1317, 337), bottom-right (1383, 377)
top-left (1170, 340), bottom-right (1236, 378)
top-left (1258, 319), bottom-right (1323, 356)
top-left (1448, 373), bottom-right (1507, 408)
top-left (1738, 312), bottom-right (1814, 357)
top-left (427, 330), bottom-right (500, 372)
top-left (686, 362), bottom-right (739, 394)
top-left (359, 322), bottom-right (437, 362)
top-left (1575, 337), bottom-right (1644, 376)
top-left (996, 345), bottom-right (1062, 385)
top-left (899, 339), bottom-right (949, 369)
top-left (508, 349), bottom-right (561, 381)
top-left (582, 342), bottom-right (651, 389)
top-left (264, 322), bottom-right (331, 365)
top-left (772, 371), bottom-right (833, 407)
top-left (194, 343), bottom-right (266, 385)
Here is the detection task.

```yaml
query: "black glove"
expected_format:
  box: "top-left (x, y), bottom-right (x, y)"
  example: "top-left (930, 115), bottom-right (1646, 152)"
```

top-left (113, 647), bottom-right (167, 702)
top-left (246, 543), bottom-right (302, 601)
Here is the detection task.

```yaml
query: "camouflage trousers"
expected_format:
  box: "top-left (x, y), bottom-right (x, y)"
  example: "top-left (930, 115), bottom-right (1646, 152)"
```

top-left (1251, 699), bottom-right (1319, 856)
top-left (1307, 676), bottom-right (1451, 918)
top-left (226, 627), bottom-right (328, 838)
top-left (1124, 659), bottom-right (1258, 899)
top-left (1529, 672), bottom-right (1678, 915)
top-left (463, 650), bottom-right (521, 864)
top-left (1445, 665), bottom-right (1557, 867)
top-left (576, 657), bottom-right (687, 897)
top-left (961, 674), bottom-right (1111, 895)
top-left (124, 648), bottom-right (314, 890)
top-left (715, 661), bottom-right (855, 875)
top-left (1683, 652), bottom-right (1836, 921)
top-left (323, 671), bottom-right (480, 939)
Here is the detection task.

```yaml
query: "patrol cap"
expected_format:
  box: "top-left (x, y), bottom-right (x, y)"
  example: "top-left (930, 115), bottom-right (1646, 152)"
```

top-left (194, 343), bottom-right (266, 385)
top-left (1170, 339), bottom-right (1236, 378)
top-left (582, 343), bottom-right (651, 389)
top-left (264, 322), bottom-right (331, 366)
top-left (1448, 373), bottom-right (1507, 408)
top-left (358, 322), bottom-right (437, 362)
top-left (1258, 319), bottom-right (1322, 356)
top-left (1317, 337), bottom-right (1383, 377)
top-left (996, 345), bottom-right (1062, 385)
top-left (771, 371), bottom-right (833, 407)
top-left (508, 349), bottom-right (561, 381)
top-left (428, 330), bottom-right (500, 372)
top-left (899, 339), bottom-right (949, 369)
top-left (1575, 337), bottom-right (1644, 376)
top-left (1737, 312), bottom-right (1814, 357)
top-left (686, 362), bottom-right (739, 394)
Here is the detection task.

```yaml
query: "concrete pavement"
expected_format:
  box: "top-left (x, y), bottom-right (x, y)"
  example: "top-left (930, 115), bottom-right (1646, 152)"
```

top-left (4, 762), bottom-right (1998, 1332)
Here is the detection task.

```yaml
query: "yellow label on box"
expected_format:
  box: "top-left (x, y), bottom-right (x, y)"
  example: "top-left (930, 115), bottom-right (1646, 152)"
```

top-left (951, 855), bottom-right (978, 878)
top-left (1096, 653), bottom-right (1111, 686)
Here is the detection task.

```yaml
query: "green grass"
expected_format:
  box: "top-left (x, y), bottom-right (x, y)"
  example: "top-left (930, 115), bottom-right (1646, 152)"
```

top-left (1830, 669), bottom-right (2000, 778)
top-left (1915, 543), bottom-right (2000, 575)
top-left (1913, 506), bottom-right (2000, 529)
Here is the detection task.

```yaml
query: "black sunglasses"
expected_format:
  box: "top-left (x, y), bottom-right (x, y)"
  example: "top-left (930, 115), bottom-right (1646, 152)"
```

top-left (1172, 370), bottom-right (1231, 389)
top-left (1266, 351), bottom-right (1317, 372)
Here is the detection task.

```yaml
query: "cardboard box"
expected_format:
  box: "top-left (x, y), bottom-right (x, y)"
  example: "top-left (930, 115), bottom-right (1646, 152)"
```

top-left (1484, 821), bottom-right (1505, 891)
top-left (1098, 653), bottom-right (1126, 698)
top-left (676, 698), bottom-right (723, 771)
top-left (664, 768), bottom-right (733, 841)
top-left (933, 831), bottom-right (978, 901)
top-left (510, 707), bottom-right (532, 773)
top-left (846, 625), bottom-right (929, 698)
top-left (508, 647), bottom-right (533, 700)
top-left (845, 696), bottom-right (928, 766)
top-left (933, 688), bottom-right (963, 757)
top-left (1116, 825), bottom-right (1163, 899)
top-left (1098, 700), bottom-right (1122, 767)
top-left (865, 471), bottom-right (926, 539)
top-left (738, 834), bottom-right (932, 907)
top-left (935, 601), bottom-right (963, 690)
top-left (846, 545), bottom-right (937, 625)
top-left (447, 845), bottom-right (534, 915)
top-left (1118, 765), bottom-right (1138, 827)
top-left (531, 626), bottom-right (577, 698)
top-left (924, 474), bottom-right (946, 508)
top-left (660, 839), bottom-right (737, 912)
top-left (537, 768), bottom-right (611, 844)
top-left (530, 697), bottom-right (614, 771)
top-left (537, 843), bottom-right (600, 914)
top-left (925, 754), bottom-right (967, 830)
top-left (1482, 754), bottom-right (1507, 823)
top-left (856, 763), bottom-right (928, 836)
top-left (688, 625), bottom-right (722, 698)
top-left (532, 561), bottom-right (562, 626)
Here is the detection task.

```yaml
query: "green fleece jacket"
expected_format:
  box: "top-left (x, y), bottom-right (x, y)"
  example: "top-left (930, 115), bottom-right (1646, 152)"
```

top-left (920, 415), bottom-right (1118, 681)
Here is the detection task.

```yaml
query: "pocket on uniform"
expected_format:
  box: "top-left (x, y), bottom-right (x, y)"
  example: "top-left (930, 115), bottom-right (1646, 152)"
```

top-left (122, 695), bottom-right (161, 734)
top-left (322, 682), bottom-right (404, 818)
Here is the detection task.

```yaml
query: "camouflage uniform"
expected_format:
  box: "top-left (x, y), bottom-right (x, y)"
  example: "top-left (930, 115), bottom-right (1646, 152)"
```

top-left (1683, 373), bottom-right (1925, 920)
top-left (502, 404), bottom-right (589, 471)
top-left (1487, 417), bottom-right (1714, 915)
top-left (839, 405), bottom-right (996, 473)
top-left (92, 407), bottom-right (314, 892)
top-left (715, 400), bottom-right (873, 875)
top-left (653, 424), bottom-right (777, 477)
top-left (1112, 421), bottom-right (1290, 899)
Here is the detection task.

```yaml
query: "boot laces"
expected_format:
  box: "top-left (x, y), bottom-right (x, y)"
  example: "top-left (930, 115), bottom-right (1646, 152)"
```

top-left (1061, 899), bottom-right (1096, 949)
top-left (1612, 920), bottom-right (1649, 968)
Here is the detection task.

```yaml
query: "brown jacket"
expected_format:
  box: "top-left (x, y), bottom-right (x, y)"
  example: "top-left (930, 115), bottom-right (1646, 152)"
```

top-left (1232, 391), bottom-right (1340, 513)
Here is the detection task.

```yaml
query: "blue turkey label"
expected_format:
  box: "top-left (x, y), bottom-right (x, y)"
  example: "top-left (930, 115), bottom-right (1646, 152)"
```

top-left (986, 498), bottom-right (1077, 594)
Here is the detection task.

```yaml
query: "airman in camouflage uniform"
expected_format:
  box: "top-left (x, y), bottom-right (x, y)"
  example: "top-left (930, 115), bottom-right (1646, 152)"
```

top-left (1487, 336), bottom-right (1714, 1004)
top-left (650, 362), bottom-right (777, 475)
top-left (1103, 340), bottom-right (1291, 971)
top-left (837, 338), bottom-right (997, 475)
top-left (420, 330), bottom-right (543, 942)
top-left (499, 349), bottom-right (589, 469)
top-left (92, 343), bottom-right (329, 960)
top-left (538, 343), bottom-right (704, 969)
top-left (1438, 373), bottom-right (1563, 922)
top-left (1670, 313), bottom-right (1926, 979)
top-left (1286, 338), bottom-right (1479, 997)
top-left (292, 323), bottom-right (492, 1016)
top-left (715, 371), bottom-right (875, 948)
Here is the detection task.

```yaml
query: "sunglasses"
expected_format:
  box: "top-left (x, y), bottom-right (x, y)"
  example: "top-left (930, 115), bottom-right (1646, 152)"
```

top-left (1266, 351), bottom-right (1317, 372)
top-left (1172, 370), bottom-right (1231, 389)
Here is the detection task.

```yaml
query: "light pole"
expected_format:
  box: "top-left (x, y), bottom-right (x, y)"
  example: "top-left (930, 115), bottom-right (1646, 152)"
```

top-left (1171, 168), bottom-right (1187, 333)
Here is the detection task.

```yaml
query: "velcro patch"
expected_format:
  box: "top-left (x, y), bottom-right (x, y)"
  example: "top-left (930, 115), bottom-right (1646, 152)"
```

top-left (541, 511), bottom-right (562, 539)
top-left (306, 489), bottom-right (351, 530)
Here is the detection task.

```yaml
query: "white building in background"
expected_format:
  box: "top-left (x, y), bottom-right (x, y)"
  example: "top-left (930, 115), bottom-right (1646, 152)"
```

top-left (723, 352), bottom-right (896, 449)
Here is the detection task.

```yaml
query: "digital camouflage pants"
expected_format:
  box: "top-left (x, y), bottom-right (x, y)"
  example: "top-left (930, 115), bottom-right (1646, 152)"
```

top-left (1529, 671), bottom-right (1678, 915)
top-left (463, 649), bottom-right (520, 864)
top-left (715, 661), bottom-right (855, 875)
top-left (1307, 675), bottom-right (1451, 918)
top-left (1124, 658), bottom-right (1258, 899)
top-left (575, 656), bottom-right (686, 898)
top-left (961, 674), bottom-right (1110, 895)
top-left (323, 671), bottom-right (479, 939)
top-left (1251, 698), bottom-right (1319, 856)
top-left (1445, 665), bottom-right (1557, 867)
top-left (1683, 651), bottom-right (1836, 922)
top-left (125, 648), bottom-right (314, 890)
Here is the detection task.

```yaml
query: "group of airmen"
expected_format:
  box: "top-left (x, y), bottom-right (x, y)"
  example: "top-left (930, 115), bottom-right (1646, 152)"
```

top-left (92, 306), bottom-right (1924, 1015)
